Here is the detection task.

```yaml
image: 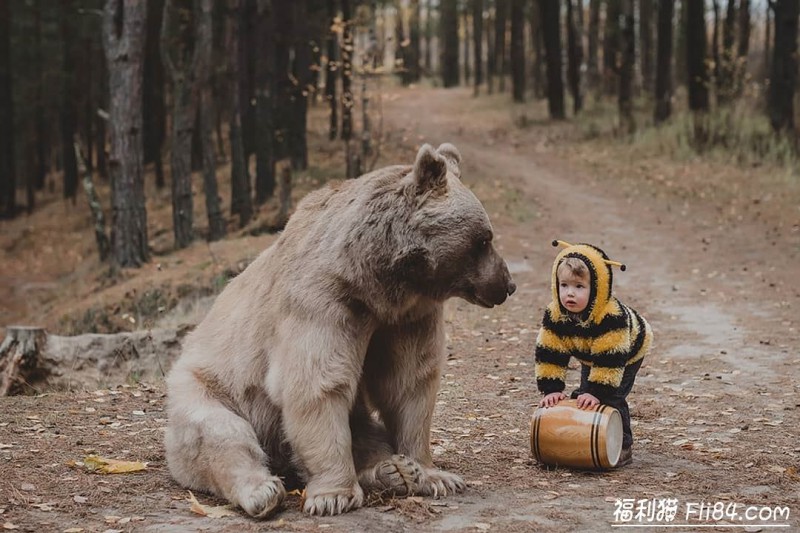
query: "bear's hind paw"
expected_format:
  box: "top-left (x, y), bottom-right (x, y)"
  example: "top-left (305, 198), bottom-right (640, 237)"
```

top-left (362, 454), bottom-right (423, 496)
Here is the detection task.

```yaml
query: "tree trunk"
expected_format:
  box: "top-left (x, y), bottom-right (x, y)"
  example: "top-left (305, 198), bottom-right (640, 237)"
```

top-left (540, 0), bottom-right (565, 119)
top-left (197, 0), bottom-right (226, 241)
top-left (441, 0), bottom-right (459, 87)
top-left (472, 0), bottom-right (483, 95)
top-left (768, 0), bottom-right (800, 133)
top-left (654, 0), bottom-right (674, 124)
top-left (254, 0), bottom-right (276, 204)
top-left (736, 0), bottom-right (751, 95)
top-left (227, 0), bottom-right (253, 227)
top-left (143, 0), bottom-right (166, 189)
top-left (718, 0), bottom-right (737, 105)
top-left (462, 4), bottom-right (471, 85)
top-left (486, 6), bottom-right (495, 93)
top-left (325, 0), bottom-right (339, 140)
top-left (103, 0), bottom-right (149, 268)
top-left (510, 0), bottom-right (524, 102)
top-left (239, 0), bottom-right (257, 160)
top-left (0, 327), bottom-right (48, 396)
top-left (619, 0), bottom-right (635, 133)
top-left (687, 0), bottom-right (710, 113)
top-left (712, 1), bottom-right (721, 96)
top-left (494, 0), bottom-right (506, 92)
top-left (75, 139), bottom-right (110, 262)
top-left (409, 0), bottom-right (422, 82)
top-left (0, 0), bottom-right (15, 219)
top-left (162, 0), bottom-right (200, 250)
top-left (566, 0), bottom-right (582, 113)
top-left (341, 0), bottom-right (354, 139)
top-left (603, 0), bottom-right (621, 96)
top-left (529, 4), bottom-right (545, 99)
top-left (424, 0), bottom-right (433, 72)
top-left (61, 0), bottom-right (79, 202)
top-left (764, 4), bottom-right (771, 82)
top-left (33, 1), bottom-right (47, 192)
top-left (640, 0), bottom-right (654, 93)
top-left (0, 327), bottom-right (187, 396)
top-left (587, 0), bottom-right (600, 94)
top-left (290, 0), bottom-right (310, 171)
top-left (675, 0), bottom-right (687, 86)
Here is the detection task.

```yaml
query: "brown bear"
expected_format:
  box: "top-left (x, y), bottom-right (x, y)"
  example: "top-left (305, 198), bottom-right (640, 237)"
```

top-left (165, 143), bottom-right (516, 518)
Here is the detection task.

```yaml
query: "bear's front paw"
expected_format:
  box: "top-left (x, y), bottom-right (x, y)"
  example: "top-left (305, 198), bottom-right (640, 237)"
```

top-left (303, 482), bottom-right (364, 516)
top-left (360, 454), bottom-right (423, 496)
top-left (418, 468), bottom-right (466, 499)
top-left (231, 472), bottom-right (286, 518)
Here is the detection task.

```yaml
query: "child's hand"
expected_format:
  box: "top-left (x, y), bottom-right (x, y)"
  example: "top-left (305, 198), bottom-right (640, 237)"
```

top-left (576, 393), bottom-right (600, 409)
top-left (539, 392), bottom-right (566, 408)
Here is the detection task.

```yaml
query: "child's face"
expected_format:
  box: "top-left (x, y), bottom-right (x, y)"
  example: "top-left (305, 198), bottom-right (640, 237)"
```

top-left (558, 269), bottom-right (591, 314)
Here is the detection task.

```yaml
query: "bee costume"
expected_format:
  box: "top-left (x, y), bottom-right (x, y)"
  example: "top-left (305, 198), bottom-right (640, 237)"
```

top-left (534, 240), bottom-right (653, 451)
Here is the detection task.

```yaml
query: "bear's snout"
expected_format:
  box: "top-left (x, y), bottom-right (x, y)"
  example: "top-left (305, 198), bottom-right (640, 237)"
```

top-left (507, 281), bottom-right (516, 296)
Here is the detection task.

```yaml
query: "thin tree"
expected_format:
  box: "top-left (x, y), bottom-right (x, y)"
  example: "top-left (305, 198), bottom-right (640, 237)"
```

top-left (289, 0), bottom-right (311, 170)
top-left (717, 0), bottom-right (737, 105)
top-left (619, 0), bottom-right (635, 133)
top-left (33, 0), bottom-right (47, 192)
top-left (325, 0), bottom-right (338, 140)
top-left (473, 0), bottom-right (483, 94)
top-left (566, 0), bottom-right (583, 113)
top-left (254, 0), bottom-right (276, 203)
top-left (197, 0), bottom-right (226, 240)
top-left (486, 4), bottom-right (495, 93)
top-left (409, 0), bottom-right (422, 81)
top-left (441, 0), bottom-right (459, 87)
top-left (61, 0), bottom-right (79, 201)
top-left (341, 0), bottom-right (354, 139)
top-left (226, 0), bottom-right (253, 227)
top-left (529, 2), bottom-right (545, 99)
top-left (102, 0), bottom-right (149, 267)
top-left (494, 0), bottom-right (507, 92)
top-left (144, 0), bottom-right (166, 189)
top-left (462, 3), bottom-right (471, 85)
top-left (686, 0), bottom-right (710, 113)
top-left (162, 0), bottom-right (203, 249)
top-left (768, 0), bottom-right (799, 133)
top-left (654, 0), bottom-right (674, 124)
top-left (510, 0), bottom-right (525, 102)
top-left (0, 0), bottom-right (14, 218)
top-left (640, 0), bottom-right (654, 93)
top-left (424, 0), bottom-right (433, 72)
top-left (603, 0), bottom-right (621, 95)
top-left (587, 0), bottom-right (600, 94)
top-left (540, 0), bottom-right (565, 119)
top-left (736, 0), bottom-right (751, 95)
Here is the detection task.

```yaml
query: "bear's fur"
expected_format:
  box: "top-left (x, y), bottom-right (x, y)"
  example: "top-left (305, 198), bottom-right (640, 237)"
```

top-left (165, 143), bottom-right (516, 517)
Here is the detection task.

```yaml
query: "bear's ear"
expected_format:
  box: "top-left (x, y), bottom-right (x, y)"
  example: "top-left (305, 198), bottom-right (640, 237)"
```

top-left (413, 144), bottom-right (448, 194)
top-left (437, 143), bottom-right (461, 178)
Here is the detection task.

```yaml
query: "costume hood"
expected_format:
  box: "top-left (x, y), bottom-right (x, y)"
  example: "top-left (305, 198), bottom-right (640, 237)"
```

top-left (549, 240), bottom-right (626, 324)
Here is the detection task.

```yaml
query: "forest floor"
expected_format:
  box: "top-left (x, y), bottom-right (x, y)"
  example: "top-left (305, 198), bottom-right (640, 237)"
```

top-left (1, 82), bottom-right (799, 533)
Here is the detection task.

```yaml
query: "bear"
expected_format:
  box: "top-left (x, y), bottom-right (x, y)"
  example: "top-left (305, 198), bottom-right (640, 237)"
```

top-left (164, 142), bottom-right (516, 518)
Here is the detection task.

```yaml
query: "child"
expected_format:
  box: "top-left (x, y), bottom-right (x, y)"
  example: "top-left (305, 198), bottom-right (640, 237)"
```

top-left (534, 240), bottom-right (653, 466)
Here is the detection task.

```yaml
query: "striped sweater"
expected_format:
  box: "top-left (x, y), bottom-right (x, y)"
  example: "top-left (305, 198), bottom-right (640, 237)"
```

top-left (534, 243), bottom-right (653, 400)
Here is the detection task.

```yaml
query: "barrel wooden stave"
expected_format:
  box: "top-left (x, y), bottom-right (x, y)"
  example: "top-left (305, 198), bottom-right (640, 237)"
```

top-left (530, 399), bottom-right (623, 470)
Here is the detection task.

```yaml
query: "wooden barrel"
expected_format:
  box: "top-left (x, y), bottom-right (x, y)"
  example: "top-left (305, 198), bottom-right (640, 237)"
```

top-left (530, 400), bottom-right (623, 470)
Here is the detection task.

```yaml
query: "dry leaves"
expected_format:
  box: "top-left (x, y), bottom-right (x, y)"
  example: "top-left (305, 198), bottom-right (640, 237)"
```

top-left (186, 491), bottom-right (237, 518)
top-left (79, 455), bottom-right (148, 474)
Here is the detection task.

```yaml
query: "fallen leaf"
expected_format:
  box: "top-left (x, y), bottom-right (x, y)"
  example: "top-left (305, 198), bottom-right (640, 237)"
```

top-left (2, 523), bottom-right (19, 531)
top-left (474, 524), bottom-right (491, 531)
top-left (31, 503), bottom-right (55, 511)
top-left (63, 529), bottom-right (83, 533)
top-left (186, 491), bottom-right (237, 518)
top-left (73, 496), bottom-right (87, 504)
top-left (83, 455), bottom-right (147, 474)
top-left (0, 444), bottom-right (12, 450)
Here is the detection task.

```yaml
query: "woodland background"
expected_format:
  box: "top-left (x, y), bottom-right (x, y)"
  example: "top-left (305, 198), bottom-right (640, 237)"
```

top-left (0, 0), bottom-right (797, 269)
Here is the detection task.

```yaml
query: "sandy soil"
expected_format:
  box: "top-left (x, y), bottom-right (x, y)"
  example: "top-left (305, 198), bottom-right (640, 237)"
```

top-left (1, 84), bottom-right (799, 533)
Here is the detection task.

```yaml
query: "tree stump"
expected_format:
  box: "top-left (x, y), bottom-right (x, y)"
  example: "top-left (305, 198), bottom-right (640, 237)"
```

top-left (0, 326), bottom-right (48, 396)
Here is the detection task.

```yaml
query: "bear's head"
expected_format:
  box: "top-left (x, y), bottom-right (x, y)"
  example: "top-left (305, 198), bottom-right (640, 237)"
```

top-left (395, 143), bottom-right (516, 308)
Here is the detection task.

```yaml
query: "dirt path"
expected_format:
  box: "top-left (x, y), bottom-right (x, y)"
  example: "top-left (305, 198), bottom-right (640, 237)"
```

top-left (1, 86), bottom-right (798, 532)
